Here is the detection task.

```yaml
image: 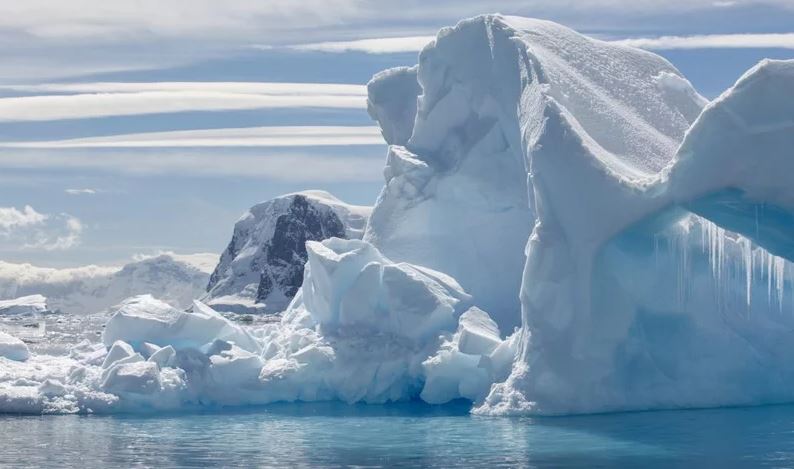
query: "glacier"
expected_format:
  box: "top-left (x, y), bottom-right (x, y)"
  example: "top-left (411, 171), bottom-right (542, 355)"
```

top-left (1, 14), bottom-right (794, 416)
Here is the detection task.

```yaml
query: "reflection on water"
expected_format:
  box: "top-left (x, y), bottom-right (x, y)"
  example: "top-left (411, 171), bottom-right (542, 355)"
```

top-left (2, 401), bottom-right (794, 467)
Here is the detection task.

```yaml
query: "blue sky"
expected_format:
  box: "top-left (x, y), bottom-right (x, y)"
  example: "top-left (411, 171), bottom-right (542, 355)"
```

top-left (0, 0), bottom-right (792, 267)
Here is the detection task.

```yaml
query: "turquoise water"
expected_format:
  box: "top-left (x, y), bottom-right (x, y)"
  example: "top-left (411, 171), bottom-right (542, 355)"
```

top-left (2, 402), bottom-right (794, 467)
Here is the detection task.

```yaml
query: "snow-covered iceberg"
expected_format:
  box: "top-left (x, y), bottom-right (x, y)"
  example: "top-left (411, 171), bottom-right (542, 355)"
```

top-left (364, 15), bottom-right (794, 415)
top-left (205, 191), bottom-right (371, 314)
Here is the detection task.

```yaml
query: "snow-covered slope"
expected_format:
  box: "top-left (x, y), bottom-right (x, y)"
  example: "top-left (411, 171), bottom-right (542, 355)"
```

top-left (205, 191), bottom-right (371, 314)
top-left (364, 15), bottom-right (704, 331)
top-left (0, 253), bottom-right (215, 314)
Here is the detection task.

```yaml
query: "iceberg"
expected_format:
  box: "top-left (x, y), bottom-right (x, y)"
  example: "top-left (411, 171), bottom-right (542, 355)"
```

top-left (364, 15), bottom-right (794, 415)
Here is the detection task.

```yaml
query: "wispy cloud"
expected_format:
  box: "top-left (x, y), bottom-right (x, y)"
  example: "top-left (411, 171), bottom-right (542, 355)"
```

top-left (65, 188), bottom-right (98, 195)
top-left (0, 149), bottom-right (384, 182)
top-left (0, 82), bottom-right (366, 122)
top-left (276, 31), bottom-right (794, 55)
top-left (1, 126), bottom-right (383, 148)
top-left (0, 205), bottom-right (82, 251)
top-left (611, 32), bottom-right (794, 50)
top-left (282, 36), bottom-right (436, 54)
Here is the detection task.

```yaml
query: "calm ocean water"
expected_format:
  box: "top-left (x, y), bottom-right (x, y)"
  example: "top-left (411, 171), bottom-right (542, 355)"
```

top-left (2, 401), bottom-right (794, 468)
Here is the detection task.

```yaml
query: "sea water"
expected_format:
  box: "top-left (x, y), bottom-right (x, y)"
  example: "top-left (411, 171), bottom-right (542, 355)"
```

top-left (2, 401), bottom-right (794, 467)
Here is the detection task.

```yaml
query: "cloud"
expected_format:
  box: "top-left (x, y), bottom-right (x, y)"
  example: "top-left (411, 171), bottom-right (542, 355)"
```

top-left (0, 205), bottom-right (82, 251)
top-left (283, 36), bottom-right (436, 54)
top-left (0, 206), bottom-right (47, 230)
top-left (610, 32), bottom-right (794, 50)
top-left (0, 83), bottom-right (367, 122)
top-left (0, 149), bottom-right (385, 182)
top-left (131, 251), bottom-right (219, 273)
top-left (279, 31), bottom-right (794, 55)
top-left (65, 189), bottom-right (98, 195)
top-left (1, 126), bottom-right (383, 149)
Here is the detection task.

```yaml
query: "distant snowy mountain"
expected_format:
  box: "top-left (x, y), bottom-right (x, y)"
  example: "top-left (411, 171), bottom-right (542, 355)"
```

top-left (0, 252), bottom-right (217, 314)
top-left (204, 190), bottom-right (371, 314)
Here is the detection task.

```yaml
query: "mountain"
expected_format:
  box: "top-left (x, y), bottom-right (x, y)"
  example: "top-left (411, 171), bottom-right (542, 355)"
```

top-left (0, 252), bottom-right (216, 314)
top-left (204, 190), bottom-right (371, 314)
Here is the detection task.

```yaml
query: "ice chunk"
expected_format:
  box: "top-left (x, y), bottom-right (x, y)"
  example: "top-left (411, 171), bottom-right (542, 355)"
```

top-left (0, 330), bottom-right (29, 361)
top-left (102, 340), bottom-right (135, 369)
top-left (147, 345), bottom-right (176, 368)
top-left (457, 307), bottom-right (502, 356)
top-left (0, 295), bottom-right (48, 315)
top-left (101, 361), bottom-right (162, 395)
top-left (103, 295), bottom-right (260, 354)
top-left (302, 238), bottom-right (471, 341)
top-left (420, 308), bottom-right (518, 405)
top-left (367, 66), bottom-right (420, 145)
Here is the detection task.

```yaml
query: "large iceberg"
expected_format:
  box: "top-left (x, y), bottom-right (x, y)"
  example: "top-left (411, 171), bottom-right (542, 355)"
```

top-left (364, 15), bottom-right (794, 415)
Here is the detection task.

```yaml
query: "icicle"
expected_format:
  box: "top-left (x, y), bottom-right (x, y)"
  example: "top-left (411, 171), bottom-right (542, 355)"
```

top-left (743, 237), bottom-right (752, 310)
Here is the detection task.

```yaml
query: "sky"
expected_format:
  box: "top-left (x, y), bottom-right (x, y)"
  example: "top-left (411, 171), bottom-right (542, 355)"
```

top-left (0, 0), bottom-right (792, 267)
